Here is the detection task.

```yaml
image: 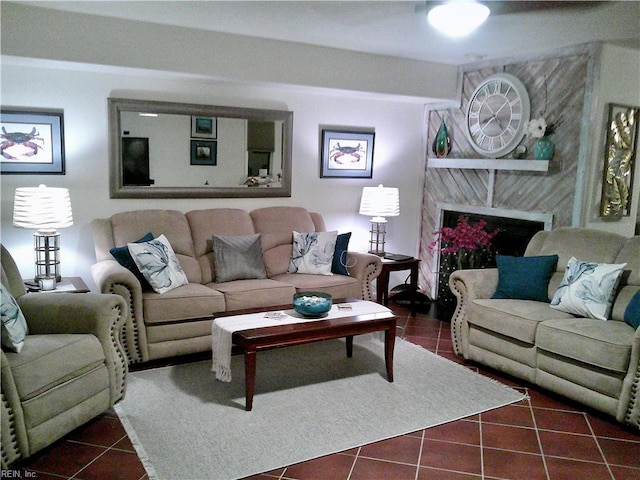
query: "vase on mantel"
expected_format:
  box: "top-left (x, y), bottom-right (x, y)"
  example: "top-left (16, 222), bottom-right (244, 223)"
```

top-left (432, 120), bottom-right (451, 158)
top-left (534, 136), bottom-right (555, 160)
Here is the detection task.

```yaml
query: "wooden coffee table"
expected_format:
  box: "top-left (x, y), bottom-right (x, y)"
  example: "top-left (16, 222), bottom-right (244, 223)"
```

top-left (230, 304), bottom-right (396, 411)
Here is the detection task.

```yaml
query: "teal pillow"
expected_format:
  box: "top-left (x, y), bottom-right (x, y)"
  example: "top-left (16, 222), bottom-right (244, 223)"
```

top-left (1, 283), bottom-right (29, 353)
top-left (110, 232), bottom-right (154, 288)
top-left (624, 290), bottom-right (640, 329)
top-left (332, 232), bottom-right (351, 276)
top-left (492, 255), bottom-right (559, 302)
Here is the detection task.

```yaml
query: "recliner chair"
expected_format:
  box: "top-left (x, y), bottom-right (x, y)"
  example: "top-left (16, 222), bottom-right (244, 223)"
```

top-left (1, 244), bottom-right (128, 467)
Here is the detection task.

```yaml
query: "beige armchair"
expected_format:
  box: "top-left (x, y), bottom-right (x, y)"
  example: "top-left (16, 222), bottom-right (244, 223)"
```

top-left (1, 245), bottom-right (128, 467)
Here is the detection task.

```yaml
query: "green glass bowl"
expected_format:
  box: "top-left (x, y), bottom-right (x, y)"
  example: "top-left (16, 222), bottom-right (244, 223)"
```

top-left (293, 292), bottom-right (332, 317)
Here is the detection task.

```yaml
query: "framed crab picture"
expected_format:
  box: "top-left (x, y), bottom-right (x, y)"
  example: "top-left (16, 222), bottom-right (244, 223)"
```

top-left (1, 108), bottom-right (65, 174)
top-left (320, 129), bottom-right (375, 178)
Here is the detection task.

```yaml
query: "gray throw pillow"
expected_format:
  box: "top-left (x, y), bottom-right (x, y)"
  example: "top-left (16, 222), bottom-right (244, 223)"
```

top-left (213, 233), bottom-right (267, 282)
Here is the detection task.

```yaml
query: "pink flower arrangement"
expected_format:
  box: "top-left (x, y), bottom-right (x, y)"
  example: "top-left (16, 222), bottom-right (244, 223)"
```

top-left (428, 216), bottom-right (499, 269)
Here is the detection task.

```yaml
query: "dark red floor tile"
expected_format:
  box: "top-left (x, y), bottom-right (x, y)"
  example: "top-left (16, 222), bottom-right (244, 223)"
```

top-left (417, 466), bottom-right (481, 479)
top-left (538, 430), bottom-right (605, 462)
top-left (358, 435), bottom-right (422, 465)
top-left (74, 448), bottom-right (146, 480)
top-left (609, 465), bottom-right (640, 480)
top-left (533, 408), bottom-right (592, 435)
top-left (482, 448), bottom-right (547, 480)
top-left (597, 437), bottom-right (640, 468)
top-left (67, 413), bottom-right (129, 447)
top-left (588, 415), bottom-right (640, 441)
top-left (544, 457), bottom-right (612, 480)
top-left (349, 457), bottom-right (417, 480)
top-left (481, 404), bottom-right (535, 428)
top-left (25, 440), bottom-right (106, 477)
top-left (422, 419), bottom-right (480, 445)
top-left (482, 423), bottom-right (541, 454)
top-left (420, 439), bottom-right (482, 475)
top-left (282, 453), bottom-right (354, 480)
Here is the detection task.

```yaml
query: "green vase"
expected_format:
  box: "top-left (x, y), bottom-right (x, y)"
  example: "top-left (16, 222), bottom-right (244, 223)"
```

top-left (432, 120), bottom-right (451, 158)
top-left (534, 136), bottom-right (554, 160)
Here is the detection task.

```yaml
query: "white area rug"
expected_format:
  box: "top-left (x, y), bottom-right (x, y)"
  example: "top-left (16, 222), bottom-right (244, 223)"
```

top-left (115, 336), bottom-right (525, 480)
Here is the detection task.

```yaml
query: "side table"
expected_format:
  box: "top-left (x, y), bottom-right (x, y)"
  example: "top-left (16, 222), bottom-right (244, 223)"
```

top-left (25, 277), bottom-right (90, 293)
top-left (376, 257), bottom-right (420, 316)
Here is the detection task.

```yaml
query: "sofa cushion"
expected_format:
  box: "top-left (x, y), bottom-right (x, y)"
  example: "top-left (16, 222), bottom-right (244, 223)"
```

top-left (210, 279), bottom-right (295, 311)
top-left (289, 231), bottom-right (337, 275)
top-left (212, 234), bottom-right (267, 282)
top-left (624, 289), bottom-right (640, 329)
top-left (128, 234), bottom-right (189, 294)
top-left (332, 232), bottom-right (352, 276)
top-left (551, 257), bottom-right (626, 320)
top-left (271, 272), bottom-right (362, 299)
top-left (536, 318), bottom-right (634, 373)
top-left (1, 283), bottom-right (29, 353)
top-left (471, 299), bottom-right (574, 344)
top-left (142, 283), bottom-right (226, 324)
top-left (110, 232), bottom-right (154, 289)
top-left (492, 255), bottom-right (558, 302)
top-left (6, 334), bottom-right (106, 401)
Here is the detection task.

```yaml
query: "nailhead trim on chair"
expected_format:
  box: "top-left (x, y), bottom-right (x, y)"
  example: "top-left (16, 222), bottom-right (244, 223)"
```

top-left (1, 393), bottom-right (21, 468)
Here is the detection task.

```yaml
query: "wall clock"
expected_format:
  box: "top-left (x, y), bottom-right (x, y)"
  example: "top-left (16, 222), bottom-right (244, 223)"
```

top-left (465, 73), bottom-right (531, 158)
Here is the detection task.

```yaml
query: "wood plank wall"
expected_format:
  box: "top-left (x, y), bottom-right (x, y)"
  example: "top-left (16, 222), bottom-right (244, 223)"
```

top-left (419, 53), bottom-right (590, 298)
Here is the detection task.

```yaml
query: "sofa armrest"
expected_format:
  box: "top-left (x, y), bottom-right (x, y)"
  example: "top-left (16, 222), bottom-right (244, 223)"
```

top-left (619, 327), bottom-right (640, 428)
top-left (345, 251), bottom-right (382, 301)
top-left (91, 260), bottom-right (148, 364)
top-left (17, 293), bottom-right (128, 406)
top-left (448, 268), bottom-right (499, 358)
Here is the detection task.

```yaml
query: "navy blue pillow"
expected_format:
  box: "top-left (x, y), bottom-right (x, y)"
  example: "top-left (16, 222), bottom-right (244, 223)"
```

top-left (110, 233), bottom-right (154, 288)
top-left (624, 290), bottom-right (640, 330)
top-left (492, 254), bottom-right (559, 302)
top-left (332, 232), bottom-right (351, 276)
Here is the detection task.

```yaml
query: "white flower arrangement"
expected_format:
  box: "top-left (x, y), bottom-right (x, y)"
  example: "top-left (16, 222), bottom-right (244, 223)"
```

top-left (525, 117), bottom-right (548, 139)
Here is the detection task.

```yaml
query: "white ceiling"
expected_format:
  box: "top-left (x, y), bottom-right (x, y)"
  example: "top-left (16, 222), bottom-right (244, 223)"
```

top-left (23, 1), bottom-right (640, 65)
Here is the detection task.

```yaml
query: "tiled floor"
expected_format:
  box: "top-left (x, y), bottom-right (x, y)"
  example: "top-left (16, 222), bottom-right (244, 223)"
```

top-left (5, 303), bottom-right (640, 479)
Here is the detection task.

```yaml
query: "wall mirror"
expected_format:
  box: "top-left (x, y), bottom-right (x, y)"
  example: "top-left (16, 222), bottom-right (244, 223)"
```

top-left (108, 98), bottom-right (293, 198)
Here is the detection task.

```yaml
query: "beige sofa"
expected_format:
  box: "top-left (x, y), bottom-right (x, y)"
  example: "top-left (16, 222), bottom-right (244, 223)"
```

top-left (92, 206), bottom-right (382, 364)
top-left (449, 227), bottom-right (639, 428)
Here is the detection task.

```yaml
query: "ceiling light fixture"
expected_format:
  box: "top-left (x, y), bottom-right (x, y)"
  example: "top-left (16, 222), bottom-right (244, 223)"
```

top-left (428, 1), bottom-right (490, 38)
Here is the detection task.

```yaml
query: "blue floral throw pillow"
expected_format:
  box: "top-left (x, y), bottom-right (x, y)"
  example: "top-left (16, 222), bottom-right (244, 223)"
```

top-left (128, 234), bottom-right (189, 294)
top-left (110, 232), bottom-right (154, 288)
top-left (1, 283), bottom-right (29, 353)
top-left (289, 231), bottom-right (338, 275)
top-left (550, 257), bottom-right (626, 321)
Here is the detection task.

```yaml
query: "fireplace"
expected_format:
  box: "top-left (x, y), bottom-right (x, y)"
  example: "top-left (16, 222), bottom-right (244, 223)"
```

top-left (434, 204), bottom-right (553, 306)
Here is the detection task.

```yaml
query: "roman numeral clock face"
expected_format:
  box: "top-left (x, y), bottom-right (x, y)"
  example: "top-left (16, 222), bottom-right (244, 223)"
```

top-left (465, 73), bottom-right (531, 158)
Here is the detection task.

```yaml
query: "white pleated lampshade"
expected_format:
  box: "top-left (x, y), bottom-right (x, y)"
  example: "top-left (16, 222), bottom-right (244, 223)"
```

top-left (359, 184), bottom-right (400, 222)
top-left (13, 185), bottom-right (73, 233)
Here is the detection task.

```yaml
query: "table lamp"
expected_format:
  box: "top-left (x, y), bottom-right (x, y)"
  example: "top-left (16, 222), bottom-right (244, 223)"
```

top-left (359, 184), bottom-right (400, 256)
top-left (13, 184), bottom-right (73, 285)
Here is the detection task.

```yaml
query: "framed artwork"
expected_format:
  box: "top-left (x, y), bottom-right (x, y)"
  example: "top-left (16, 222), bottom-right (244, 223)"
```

top-left (1, 108), bottom-right (65, 174)
top-left (600, 103), bottom-right (639, 217)
top-left (190, 140), bottom-right (217, 165)
top-left (320, 129), bottom-right (374, 178)
top-left (191, 116), bottom-right (217, 139)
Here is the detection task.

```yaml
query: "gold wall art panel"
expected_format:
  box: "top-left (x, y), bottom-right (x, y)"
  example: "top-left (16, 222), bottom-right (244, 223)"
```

top-left (600, 104), bottom-right (639, 217)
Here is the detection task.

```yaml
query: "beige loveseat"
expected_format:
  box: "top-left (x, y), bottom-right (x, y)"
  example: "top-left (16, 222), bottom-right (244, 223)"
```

top-left (92, 206), bottom-right (382, 364)
top-left (449, 227), bottom-right (639, 428)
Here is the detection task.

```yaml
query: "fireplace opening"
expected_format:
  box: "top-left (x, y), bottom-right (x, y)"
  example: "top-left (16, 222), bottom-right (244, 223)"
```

top-left (436, 210), bottom-right (546, 306)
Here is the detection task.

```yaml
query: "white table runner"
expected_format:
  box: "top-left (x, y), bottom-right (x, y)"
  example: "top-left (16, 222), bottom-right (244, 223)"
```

top-left (211, 301), bottom-right (392, 382)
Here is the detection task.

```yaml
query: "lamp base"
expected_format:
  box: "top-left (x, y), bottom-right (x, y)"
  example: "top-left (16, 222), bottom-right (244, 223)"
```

top-left (34, 232), bottom-right (62, 282)
top-left (368, 221), bottom-right (387, 257)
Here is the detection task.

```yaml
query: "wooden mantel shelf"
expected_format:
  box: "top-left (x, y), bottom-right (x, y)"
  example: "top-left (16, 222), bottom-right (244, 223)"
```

top-left (427, 158), bottom-right (549, 172)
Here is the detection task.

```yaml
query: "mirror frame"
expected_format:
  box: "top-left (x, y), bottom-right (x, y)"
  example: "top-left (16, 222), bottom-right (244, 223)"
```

top-left (108, 97), bottom-right (293, 198)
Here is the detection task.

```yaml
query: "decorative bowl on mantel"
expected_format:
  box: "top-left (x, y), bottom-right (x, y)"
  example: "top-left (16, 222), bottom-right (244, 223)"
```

top-left (293, 292), bottom-right (332, 317)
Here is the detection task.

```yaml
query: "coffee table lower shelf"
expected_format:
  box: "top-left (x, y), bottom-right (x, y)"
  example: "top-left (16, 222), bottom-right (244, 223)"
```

top-left (231, 314), bottom-right (397, 411)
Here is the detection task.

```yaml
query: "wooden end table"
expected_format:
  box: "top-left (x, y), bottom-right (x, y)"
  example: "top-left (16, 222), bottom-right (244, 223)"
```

top-left (377, 257), bottom-right (420, 316)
